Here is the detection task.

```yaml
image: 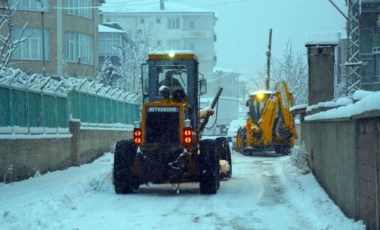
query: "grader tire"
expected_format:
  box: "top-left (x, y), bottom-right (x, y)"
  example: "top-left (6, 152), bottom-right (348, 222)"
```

top-left (215, 137), bottom-right (232, 179)
top-left (113, 140), bottom-right (138, 194)
top-left (199, 139), bottom-right (220, 195)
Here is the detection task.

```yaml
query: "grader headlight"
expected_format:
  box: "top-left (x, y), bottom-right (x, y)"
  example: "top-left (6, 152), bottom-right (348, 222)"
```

top-left (168, 50), bottom-right (176, 58)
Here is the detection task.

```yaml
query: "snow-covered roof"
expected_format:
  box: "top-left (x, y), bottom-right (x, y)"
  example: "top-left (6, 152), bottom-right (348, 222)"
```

top-left (213, 66), bottom-right (234, 73)
top-left (249, 90), bottom-right (273, 96)
top-left (305, 31), bottom-right (341, 46)
top-left (149, 50), bottom-right (194, 55)
top-left (101, 0), bottom-right (213, 13)
top-left (99, 25), bottom-right (125, 33)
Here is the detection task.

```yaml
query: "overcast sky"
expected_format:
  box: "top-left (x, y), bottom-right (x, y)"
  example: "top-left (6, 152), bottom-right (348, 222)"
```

top-left (176, 0), bottom-right (347, 78)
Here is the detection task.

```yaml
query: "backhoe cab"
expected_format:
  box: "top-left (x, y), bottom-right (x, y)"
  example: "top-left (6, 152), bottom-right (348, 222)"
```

top-left (113, 50), bottom-right (232, 195)
top-left (236, 81), bottom-right (297, 155)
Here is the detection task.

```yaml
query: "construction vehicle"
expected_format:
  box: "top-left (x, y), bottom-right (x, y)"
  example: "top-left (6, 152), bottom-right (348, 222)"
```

top-left (235, 81), bottom-right (297, 155)
top-left (113, 50), bottom-right (232, 195)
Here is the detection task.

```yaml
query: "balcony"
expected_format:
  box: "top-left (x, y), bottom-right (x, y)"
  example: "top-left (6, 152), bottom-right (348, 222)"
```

top-left (183, 30), bottom-right (212, 38)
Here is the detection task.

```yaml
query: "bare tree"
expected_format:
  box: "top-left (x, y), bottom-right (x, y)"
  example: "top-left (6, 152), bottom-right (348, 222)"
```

top-left (0, 0), bottom-right (31, 69)
top-left (270, 41), bottom-right (308, 105)
top-left (97, 17), bottom-right (158, 96)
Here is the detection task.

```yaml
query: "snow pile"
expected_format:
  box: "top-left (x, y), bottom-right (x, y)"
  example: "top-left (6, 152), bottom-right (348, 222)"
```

top-left (0, 153), bottom-right (115, 230)
top-left (289, 144), bottom-right (311, 175)
top-left (275, 154), bottom-right (365, 230)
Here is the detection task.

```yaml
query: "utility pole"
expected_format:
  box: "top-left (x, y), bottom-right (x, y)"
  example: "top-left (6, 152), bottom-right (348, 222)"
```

top-left (265, 28), bottom-right (272, 90)
top-left (36, 0), bottom-right (46, 76)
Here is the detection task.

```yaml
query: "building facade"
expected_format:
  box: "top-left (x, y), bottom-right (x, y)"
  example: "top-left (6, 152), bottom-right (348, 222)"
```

top-left (0, 0), bottom-right (104, 79)
top-left (360, 0), bottom-right (380, 90)
top-left (98, 23), bottom-right (134, 87)
top-left (100, 0), bottom-right (217, 75)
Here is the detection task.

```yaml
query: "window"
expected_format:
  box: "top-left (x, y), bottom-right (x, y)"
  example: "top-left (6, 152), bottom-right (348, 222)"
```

top-left (155, 65), bottom-right (188, 97)
top-left (66, 0), bottom-right (93, 19)
top-left (99, 33), bottom-right (122, 57)
top-left (65, 32), bottom-right (94, 65)
top-left (12, 27), bottom-right (50, 60)
top-left (168, 18), bottom-right (180, 30)
top-left (12, 0), bottom-right (50, 11)
top-left (156, 18), bottom-right (161, 24)
top-left (167, 40), bottom-right (180, 50)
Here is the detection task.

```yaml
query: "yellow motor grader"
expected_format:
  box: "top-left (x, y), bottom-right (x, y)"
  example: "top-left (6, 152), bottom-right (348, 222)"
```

top-left (236, 81), bottom-right (297, 155)
top-left (113, 50), bottom-right (232, 195)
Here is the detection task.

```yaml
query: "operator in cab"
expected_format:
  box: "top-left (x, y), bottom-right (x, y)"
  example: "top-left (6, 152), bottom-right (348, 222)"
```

top-left (159, 71), bottom-right (183, 89)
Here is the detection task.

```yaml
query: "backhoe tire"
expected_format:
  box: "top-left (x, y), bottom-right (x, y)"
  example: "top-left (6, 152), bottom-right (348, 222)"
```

top-left (113, 139), bottom-right (138, 194)
top-left (274, 145), bottom-right (291, 155)
top-left (236, 128), bottom-right (246, 154)
top-left (199, 139), bottom-right (220, 195)
top-left (215, 137), bottom-right (232, 179)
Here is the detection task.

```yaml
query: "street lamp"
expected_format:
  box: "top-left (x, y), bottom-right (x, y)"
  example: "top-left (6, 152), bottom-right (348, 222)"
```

top-left (36, 0), bottom-right (46, 76)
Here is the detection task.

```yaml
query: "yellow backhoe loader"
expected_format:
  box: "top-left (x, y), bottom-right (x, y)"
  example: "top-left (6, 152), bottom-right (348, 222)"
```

top-left (236, 81), bottom-right (297, 155)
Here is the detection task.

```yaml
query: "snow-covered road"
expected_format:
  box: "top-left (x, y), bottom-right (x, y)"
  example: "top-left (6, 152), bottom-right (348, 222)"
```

top-left (0, 148), bottom-right (365, 230)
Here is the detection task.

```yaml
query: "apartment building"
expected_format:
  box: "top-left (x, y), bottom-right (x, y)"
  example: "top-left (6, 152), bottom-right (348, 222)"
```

top-left (99, 23), bottom-right (132, 66)
top-left (98, 23), bottom-right (134, 86)
top-left (360, 0), bottom-right (380, 90)
top-left (0, 0), bottom-right (104, 79)
top-left (100, 0), bottom-right (217, 75)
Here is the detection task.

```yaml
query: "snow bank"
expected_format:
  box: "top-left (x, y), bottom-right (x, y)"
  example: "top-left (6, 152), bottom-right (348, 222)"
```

top-left (274, 150), bottom-right (365, 230)
top-left (305, 90), bottom-right (380, 121)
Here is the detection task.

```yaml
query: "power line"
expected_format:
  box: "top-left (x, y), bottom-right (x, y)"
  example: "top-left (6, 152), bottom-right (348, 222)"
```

top-left (102, 0), bottom-right (254, 10)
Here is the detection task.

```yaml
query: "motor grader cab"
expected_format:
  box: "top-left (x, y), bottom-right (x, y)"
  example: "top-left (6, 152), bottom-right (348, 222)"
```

top-left (113, 50), bottom-right (232, 195)
top-left (236, 81), bottom-right (297, 155)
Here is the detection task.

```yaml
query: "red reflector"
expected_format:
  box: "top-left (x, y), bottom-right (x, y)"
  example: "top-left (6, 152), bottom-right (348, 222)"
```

top-left (183, 128), bottom-right (192, 144)
top-left (133, 128), bottom-right (142, 145)
top-left (134, 130), bottom-right (141, 136)
top-left (134, 137), bottom-right (141, 144)
top-left (184, 130), bottom-right (192, 136)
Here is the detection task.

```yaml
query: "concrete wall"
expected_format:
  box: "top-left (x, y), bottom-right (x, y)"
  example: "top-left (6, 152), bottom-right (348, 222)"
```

top-left (0, 121), bottom-right (132, 182)
top-left (302, 120), bottom-right (357, 218)
top-left (0, 136), bottom-right (72, 182)
top-left (76, 127), bottom-right (132, 165)
top-left (356, 117), bottom-right (380, 230)
top-left (302, 115), bottom-right (380, 229)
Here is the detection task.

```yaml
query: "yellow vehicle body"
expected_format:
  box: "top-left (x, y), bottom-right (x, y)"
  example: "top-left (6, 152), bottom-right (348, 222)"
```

top-left (236, 81), bottom-right (297, 155)
top-left (113, 50), bottom-right (231, 195)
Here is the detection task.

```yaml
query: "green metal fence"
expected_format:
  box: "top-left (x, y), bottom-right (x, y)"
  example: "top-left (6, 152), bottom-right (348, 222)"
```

top-left (67, 91), bottom-right (140, 126)
top-left (0, 86), bottom-right (68, 133)
top-left (0, 70), bottom-right (140, 134)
